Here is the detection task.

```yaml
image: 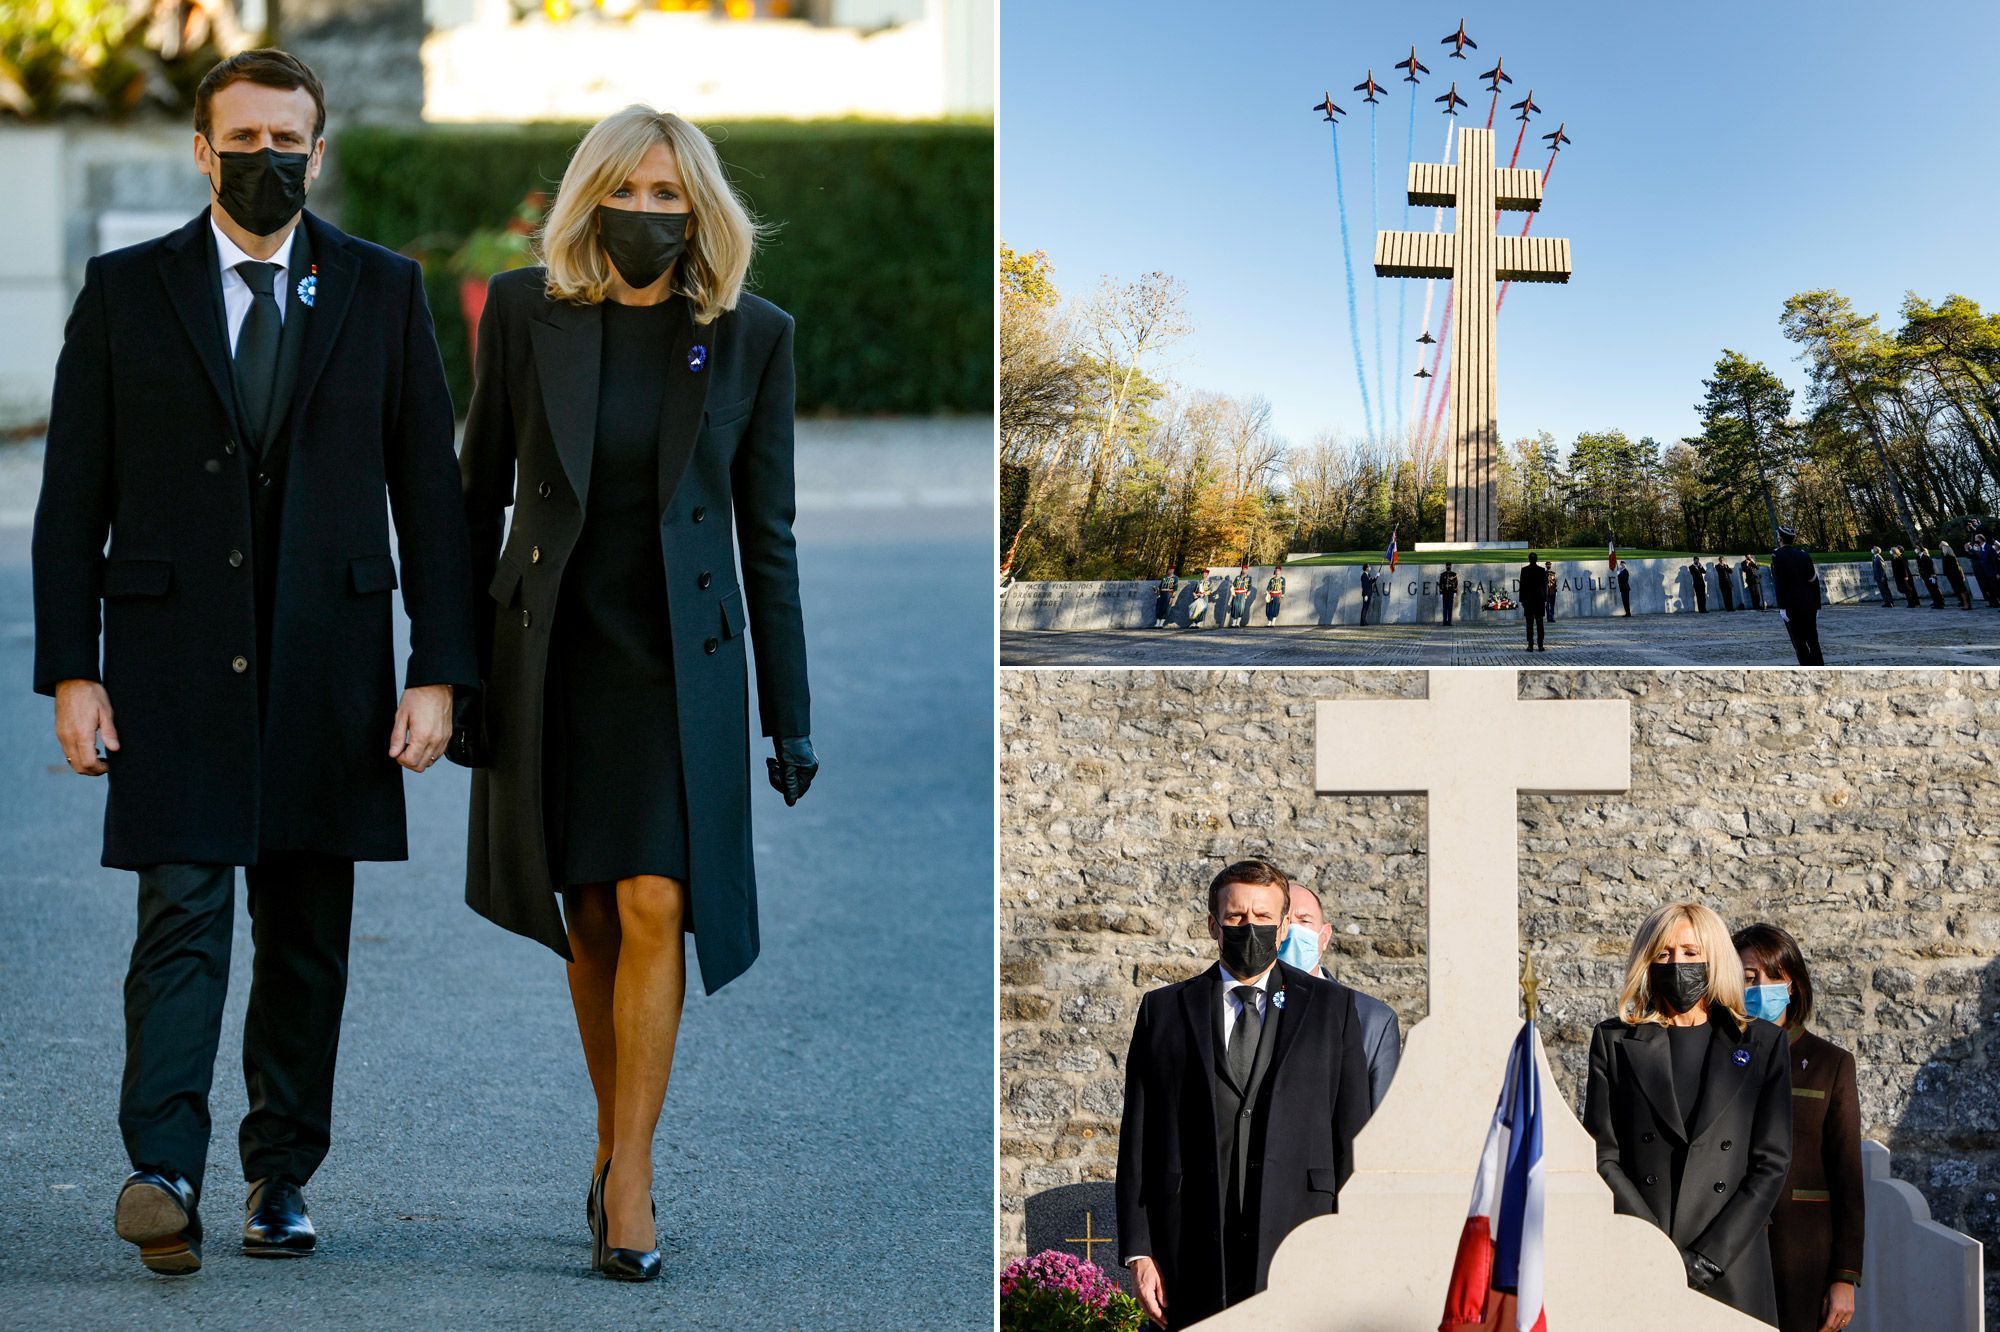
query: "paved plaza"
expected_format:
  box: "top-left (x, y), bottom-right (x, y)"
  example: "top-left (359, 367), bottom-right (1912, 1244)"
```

top-left (1002, 600), bottom-right (2000, 667)
top-left (0, 422), bottom-right (993, 1330)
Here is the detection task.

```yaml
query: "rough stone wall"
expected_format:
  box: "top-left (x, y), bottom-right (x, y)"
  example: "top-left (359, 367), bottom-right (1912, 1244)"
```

top-left (998, 669), bottom-right (2000, 1321)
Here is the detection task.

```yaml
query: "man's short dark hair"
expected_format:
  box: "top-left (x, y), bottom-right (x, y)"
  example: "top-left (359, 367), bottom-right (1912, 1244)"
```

top-left (1731, 921), bottom-right (1814, 1028)
top-left (1207, 859), bottom-right (1290, 916)
top-left (196, 49), bottom-right (327, 142)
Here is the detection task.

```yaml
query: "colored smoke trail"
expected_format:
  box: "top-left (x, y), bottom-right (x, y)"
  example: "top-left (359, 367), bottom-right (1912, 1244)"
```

top-left (1370, 104), bottom-right (1384, 444)
top-left (1414, 116), bottom-right (1455, 434)
top-left (1496, 148), bottom-right (1560, 312)
top-left (1395, 85), bottom-right (1415, 440)
top-left (1329, 120), bottom-right (1377, 441)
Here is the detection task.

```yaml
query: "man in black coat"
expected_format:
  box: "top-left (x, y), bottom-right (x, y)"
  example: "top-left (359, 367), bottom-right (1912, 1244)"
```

top-left (1358, 563), bottom-right (1379, 625)
top-left (1688, 557), bottom-right (1709, 612)
top-left (1888, 546), bottom-right (1918, 607)
top-left (30, 52), bottom-right (477, 1274)
top-left (1716, 555), bottom-right (1738, 611)
top-left (1518, 553), bottom-right (1549, 651)
top-left (1770, 526), bottom-right (1824, 666)
top-left (1117, 860), bottom-right (1369, 1330)
top-left (1616, 561), bottom-right (1632, 616)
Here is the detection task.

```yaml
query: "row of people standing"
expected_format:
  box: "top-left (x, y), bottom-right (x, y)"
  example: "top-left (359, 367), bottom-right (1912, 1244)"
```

top-left (1686, 554), bottom-right (1768, 612)
top-left (1152, 566), bottom-right (1286, 629)
top-left (1871, 538), bottom-right (2000, 610)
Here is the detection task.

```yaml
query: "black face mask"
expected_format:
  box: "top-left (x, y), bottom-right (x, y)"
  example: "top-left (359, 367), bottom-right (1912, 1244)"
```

top-left (1218, 922), bottom-right (1280, 979)
top-left (205, 139), bottom-right (311, 237)
top-left (1649, 961), bottom-right (1709, 1014)
top-left (595, 205), bottom-right (691, 290)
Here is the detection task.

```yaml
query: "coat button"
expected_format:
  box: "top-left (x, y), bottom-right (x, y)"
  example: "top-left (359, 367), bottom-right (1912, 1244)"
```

top-left (539, 481), bottom-right (553, 499)
top-left (1641, 1133), bottom-right (1655, 1143)
top-left (531, 545), bottom-right (542, 564)
top-left (521, 609), bottom-right (532, 628)
top-left (1713, 1182), bottom-right (1727, 1193)
top-left (1644, 1174), bottom-right (1657, 1186)
top-left (205, 458), bottom-right (222, 473)
top-left (259, 473), bottom-right (272, 487)
top-left (225, 439), bottom-right (237, 455)
top-left (1720, 1140), bottom-right (1733, 1151)
top-left (231, 655), bottom-right (248, 673)
top-left (704, 637), bottom-right (718, 654)
top-left (228, 549), bottom-right (243, 568)
top-left (698, 571), bottom-right (712, 589)
top-left (692, 506), bottom-right (707, 523)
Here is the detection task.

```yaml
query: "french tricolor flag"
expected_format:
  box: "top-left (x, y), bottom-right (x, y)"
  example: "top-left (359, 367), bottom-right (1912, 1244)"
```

top-left (1607, 538), bottom-right (1618, 572)
top-left (1439, 1021), bottom-right (1547, 1332)
top-left (1387, 528), bottom-right (1400, 571)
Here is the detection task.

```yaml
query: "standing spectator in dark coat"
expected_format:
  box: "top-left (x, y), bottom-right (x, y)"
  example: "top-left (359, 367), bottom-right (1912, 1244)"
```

top-left (1971, 534), bottom-right (2000, 607)
top-left (1617, 562), bottom-right (1632, 615)
top-left (1733, 924), bottom-right (1862, 1332)
top-left (1939, 542), bottom-right (1972, 609)
top-left (1888, 547), bottom-right (1918, 607)
top-left (1689, 557), bottom-right (1710, 612)
top-left (1741, 555), bottom-right (1765, 610)
top-left (1771, 527), bottom-right (1824, 665)
top-left (1868, 548), bottom-right (1894, 608)
top-left (1716, 556), bottom-right (1738, 611)
top-left (1914, 546), bottom-right (1945, 608)
top-left (1358, 563), bottom-right (1380, 625)
top-left (1518, 553), bottom-right (1549, 651)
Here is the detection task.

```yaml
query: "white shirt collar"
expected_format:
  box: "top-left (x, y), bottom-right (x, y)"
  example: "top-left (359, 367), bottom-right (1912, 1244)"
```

top-left (212, 213), bottom-right (299, 279)
top-left (1218, 963), bottom-right (1275, 993)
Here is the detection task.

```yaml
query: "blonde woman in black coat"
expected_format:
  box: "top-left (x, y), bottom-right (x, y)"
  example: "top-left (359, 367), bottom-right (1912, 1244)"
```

top-left (1586, 901), bottom-right (1794, 1325)
top-left (457, 105), bottom-right (816, 1280)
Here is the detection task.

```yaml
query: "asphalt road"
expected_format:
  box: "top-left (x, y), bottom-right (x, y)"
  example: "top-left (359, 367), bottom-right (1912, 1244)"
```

top-left (0, 421), bottom-right (995, 1330)
top-left (1002, 601), bottom-right (2000, 667)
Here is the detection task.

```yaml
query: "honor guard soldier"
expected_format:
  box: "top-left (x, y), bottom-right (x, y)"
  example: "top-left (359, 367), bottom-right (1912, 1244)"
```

top-left (1772, 524), bottom-right (1824, 665)
top-left (1438, 563), bottom-right (1459, 625)
top-left (1153, 568), bottom-right (1178, 629)
top-left (1358, 563), bottom-right (1380, 625)
top-left (1263, 568), bottom-right (1286, 624)
top-left (1229, 564), bottom-right (1254, 627)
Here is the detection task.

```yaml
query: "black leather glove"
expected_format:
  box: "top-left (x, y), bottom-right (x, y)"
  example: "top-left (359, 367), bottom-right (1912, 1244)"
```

top-left (1681, 1248), bottom-right (1724, 1291)
top-left (766, 735), bottom-right (818, 806)
top-left (445, 685), bottom-right (489, 769)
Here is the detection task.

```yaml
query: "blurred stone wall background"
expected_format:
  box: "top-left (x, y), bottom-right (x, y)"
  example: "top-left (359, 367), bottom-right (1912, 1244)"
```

top-left (998, 668), bottom-right (2000, 1321)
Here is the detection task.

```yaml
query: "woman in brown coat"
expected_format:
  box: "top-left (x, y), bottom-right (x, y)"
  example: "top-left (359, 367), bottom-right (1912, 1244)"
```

top-left (1734, 923), bottom-right (1863, 1332)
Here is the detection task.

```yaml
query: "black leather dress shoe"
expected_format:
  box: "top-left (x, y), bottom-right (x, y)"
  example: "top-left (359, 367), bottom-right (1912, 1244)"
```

top-left (242, 1177), bottom-right (316, 1257)
top-left (115, 1169), bottom-right (203, 1276)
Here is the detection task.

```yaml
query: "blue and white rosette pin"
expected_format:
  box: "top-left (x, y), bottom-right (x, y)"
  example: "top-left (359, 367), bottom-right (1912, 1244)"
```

top-left (687, 343), bottom-right (708, 373)
top-left (295, 269), bottom-right (318, 308)
top-left (1272, 988), bottom-right (1286, 1010)
top-left (1732, 1048), bottom-right (1751, 1067)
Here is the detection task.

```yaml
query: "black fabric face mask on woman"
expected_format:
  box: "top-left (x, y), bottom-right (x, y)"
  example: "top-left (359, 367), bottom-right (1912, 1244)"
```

top-left (1649, 960), bottom-right (1709, 1014)
top-left (595, 205), bottom-right (691, 290)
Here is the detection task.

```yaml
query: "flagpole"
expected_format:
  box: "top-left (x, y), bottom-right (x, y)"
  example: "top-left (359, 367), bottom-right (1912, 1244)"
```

top-left (1520, 951), bottom-right (1540, 1022)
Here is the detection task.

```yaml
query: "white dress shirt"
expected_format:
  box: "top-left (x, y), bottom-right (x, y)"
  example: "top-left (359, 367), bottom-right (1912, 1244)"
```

top-left (212, 216), bottom-right (297, 353)
top-left (1218, 962), bottom-right (1275, 1048)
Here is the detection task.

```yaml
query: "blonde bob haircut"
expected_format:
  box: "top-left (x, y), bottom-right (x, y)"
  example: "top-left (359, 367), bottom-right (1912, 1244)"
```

top-left (1616, 901), bottom-right (1749, 1027)
top-left (538, 104), bottom-right (762, 324)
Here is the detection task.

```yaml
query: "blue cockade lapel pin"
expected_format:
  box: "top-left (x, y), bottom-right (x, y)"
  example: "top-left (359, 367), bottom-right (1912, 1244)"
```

top-left (687, 343), bottom-right (708, 373)
top-left (1272, 988), bottom-right (1287, 1011)
top-left (1732, 1048), bottom-right (1751, 1067)
top-left (295, 264), bottom-right (318, 308)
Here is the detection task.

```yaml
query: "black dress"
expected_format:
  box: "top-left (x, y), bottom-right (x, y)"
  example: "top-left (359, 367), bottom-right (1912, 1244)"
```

top-left (544, 297), bottom-right (689, 887)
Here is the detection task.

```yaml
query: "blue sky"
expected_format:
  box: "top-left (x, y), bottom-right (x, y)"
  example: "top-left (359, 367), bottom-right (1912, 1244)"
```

top-left (1000, 0), bottom-right (2000, 455)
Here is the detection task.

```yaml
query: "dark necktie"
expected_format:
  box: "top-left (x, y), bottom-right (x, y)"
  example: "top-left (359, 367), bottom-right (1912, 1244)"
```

top-left (233, 260), bottom-right (283, 447)
top-left (1226, 984), bottom-right (1262, 1087)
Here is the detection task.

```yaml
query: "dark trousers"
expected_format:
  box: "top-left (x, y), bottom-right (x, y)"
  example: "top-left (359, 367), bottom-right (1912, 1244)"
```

top-left (1875, 574), bottom-right (1894, 606)
top-left (1441, 593), bottom-right (1455, 625)
top-left (1718, 581), bottom-right (1735, 611)
top-left (1784, 607), bottom-right (1824, 666)
top-left (1222, 1199), bottom-right (1259, 1312)
top-left (1980, 572), bottom-right (2000, 607)
top-left (121, 853), bottom-right (355, 1192)
top-left (1619, 585), bottom-right (1631, 615)
top-left (1923, 576), bottom-right (1944, 608)
top-left (1746, 578), bottom-right (1764, 610)
top-left (1359, 594), bottom-right (1372, 626)
top-left (1264, 597), bottom-right (1280, 623)
top-left (1897, 575), bottom-right (1918, 607)
top-left (1524, 607), bottom-right (1546, 649)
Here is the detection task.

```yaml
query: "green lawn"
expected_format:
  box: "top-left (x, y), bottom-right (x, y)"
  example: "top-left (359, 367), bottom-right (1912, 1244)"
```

top-left (1281, 547), bottom-right (1872, 567)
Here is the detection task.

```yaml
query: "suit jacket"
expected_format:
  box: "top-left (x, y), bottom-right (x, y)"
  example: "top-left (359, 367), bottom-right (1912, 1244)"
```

top-left (1117, 962), bottom-right (1369, 1329)
top-left (1586, 1011), bottom-right (1794, 1325)
top-left (1768, 1027), bottom-right (1864, 1332)
top-left (1316, 969), bottom-right (1402, 1113)
top-left (1890, 552), bottom-right (1913, 585)
top-left (1518, 563), bottom-right (1549, 611)
top-left (32, 209), bottom-right (478, 866)
top-left (458, 267), bottom-right (808, 995)
top-left (1771, 546), bottom-right (1819, 616)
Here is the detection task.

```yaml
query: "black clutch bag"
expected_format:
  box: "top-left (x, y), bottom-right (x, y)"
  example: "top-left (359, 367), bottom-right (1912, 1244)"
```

top-left (445, 686), bottom-right (489, 768)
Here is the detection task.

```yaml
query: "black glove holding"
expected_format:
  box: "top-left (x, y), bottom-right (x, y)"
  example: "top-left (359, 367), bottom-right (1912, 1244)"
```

top-left (445, 684), bottom-right (489, 768)
top-left (767, 736), bottom-right (818, 806)
top-left (1681, 1248), bottom-right (1724, 1292)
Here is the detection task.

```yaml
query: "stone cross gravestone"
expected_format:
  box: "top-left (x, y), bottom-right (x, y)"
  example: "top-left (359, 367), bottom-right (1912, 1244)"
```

top-left (1197, 669), bottom-right (1770, 1330)
top-left (1022, 1181), bottom-right (1130, 1291)
top-left (1376, 129), bottom-right (1572, 545)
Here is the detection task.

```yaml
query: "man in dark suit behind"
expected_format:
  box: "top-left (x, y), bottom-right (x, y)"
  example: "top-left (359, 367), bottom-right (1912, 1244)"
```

top-left (31, 51), bottom-right (477, 1274)
top-left (1518, 552), bottom-right (1549, 651)
top-left (1770, 525), bottom-right (1824, 666)
top-left (1117, 860), bottom-right (1369, 1329)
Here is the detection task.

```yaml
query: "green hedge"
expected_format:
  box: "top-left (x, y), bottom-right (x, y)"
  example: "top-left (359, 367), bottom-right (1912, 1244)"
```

top-left (336, 120), bottom-right (993, 417)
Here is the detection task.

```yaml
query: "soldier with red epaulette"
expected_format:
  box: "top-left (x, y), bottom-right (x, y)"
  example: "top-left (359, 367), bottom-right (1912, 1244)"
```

top-left (1263, 568), bottom-right (1286, 625)
top-left (1229, 563), bottom-right (1254, 627)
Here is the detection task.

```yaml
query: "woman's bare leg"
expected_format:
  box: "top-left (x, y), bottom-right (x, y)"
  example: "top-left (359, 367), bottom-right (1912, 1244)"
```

top-left (602, 874), bottom-right (688, 1252)
top-left (563, 883), bottom-right (622, 1175)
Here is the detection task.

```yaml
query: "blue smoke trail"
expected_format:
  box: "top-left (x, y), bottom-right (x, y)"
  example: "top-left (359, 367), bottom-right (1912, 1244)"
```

top-left (1369, 103), bottom-right (1384, 444)
top-left (1395, 87), bottom-right (1414, 440)
top-left (1329, 120), bottom-right (1376, 441)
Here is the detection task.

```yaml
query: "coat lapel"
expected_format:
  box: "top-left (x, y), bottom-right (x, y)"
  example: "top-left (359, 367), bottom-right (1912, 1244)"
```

top-left (529, 297), bottom-right (601, 506)
top-left (1181, 965), bottom-right (1224, 1096)
top-left (1263, 962), bottom-right (1312, 1087)
top-left (158, 211), bottom-right (244, 441)
top-left (286, 211), bottom-right (358, 435)
top-left (1622, 1023), bottom-right (1687, 1141)
top-left (656, 297), bottom-right (714, 516)
top-left (260, 217), bottom-right (315, 453)
top-left (1687, 1012), bottom-right (1756, 1142)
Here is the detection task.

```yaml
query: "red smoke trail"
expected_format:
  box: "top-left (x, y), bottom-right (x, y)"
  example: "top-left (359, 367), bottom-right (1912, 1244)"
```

top-left (1495, 148), bottom-right (1560, 312)
top-left (1485, 91), bottom-right (1498, 130)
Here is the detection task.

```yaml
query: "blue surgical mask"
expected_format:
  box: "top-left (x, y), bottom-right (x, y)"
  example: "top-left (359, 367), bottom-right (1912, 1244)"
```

top-left (1277, 923), bottom-right (1321, 974)
top-left (1745, 982), bottom-right (1790, 1024)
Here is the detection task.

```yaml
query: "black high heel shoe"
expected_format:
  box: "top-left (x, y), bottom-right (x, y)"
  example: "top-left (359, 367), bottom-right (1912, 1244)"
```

top-left (596, 1158), bottom-right (661, 1282)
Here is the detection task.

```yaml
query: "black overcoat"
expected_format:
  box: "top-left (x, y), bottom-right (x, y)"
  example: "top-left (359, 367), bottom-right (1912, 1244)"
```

top-left (1586, 1011), bottom-right (1794, 1326)
top-left (31, 209), bottom-right (479, 867)
top-left (1518, 563), bottom-right (1549, 612)
top-left (1116, 962), bottom-right (1369, 1330)
top-left (1771, 546), bottom-right (1819, 616)
top-left (459, 267), bottom-right (809, 995)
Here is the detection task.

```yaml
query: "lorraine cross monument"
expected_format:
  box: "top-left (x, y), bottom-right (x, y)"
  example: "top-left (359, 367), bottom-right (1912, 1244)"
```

top-left (1376, 127), bottom-right (1572, 546)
